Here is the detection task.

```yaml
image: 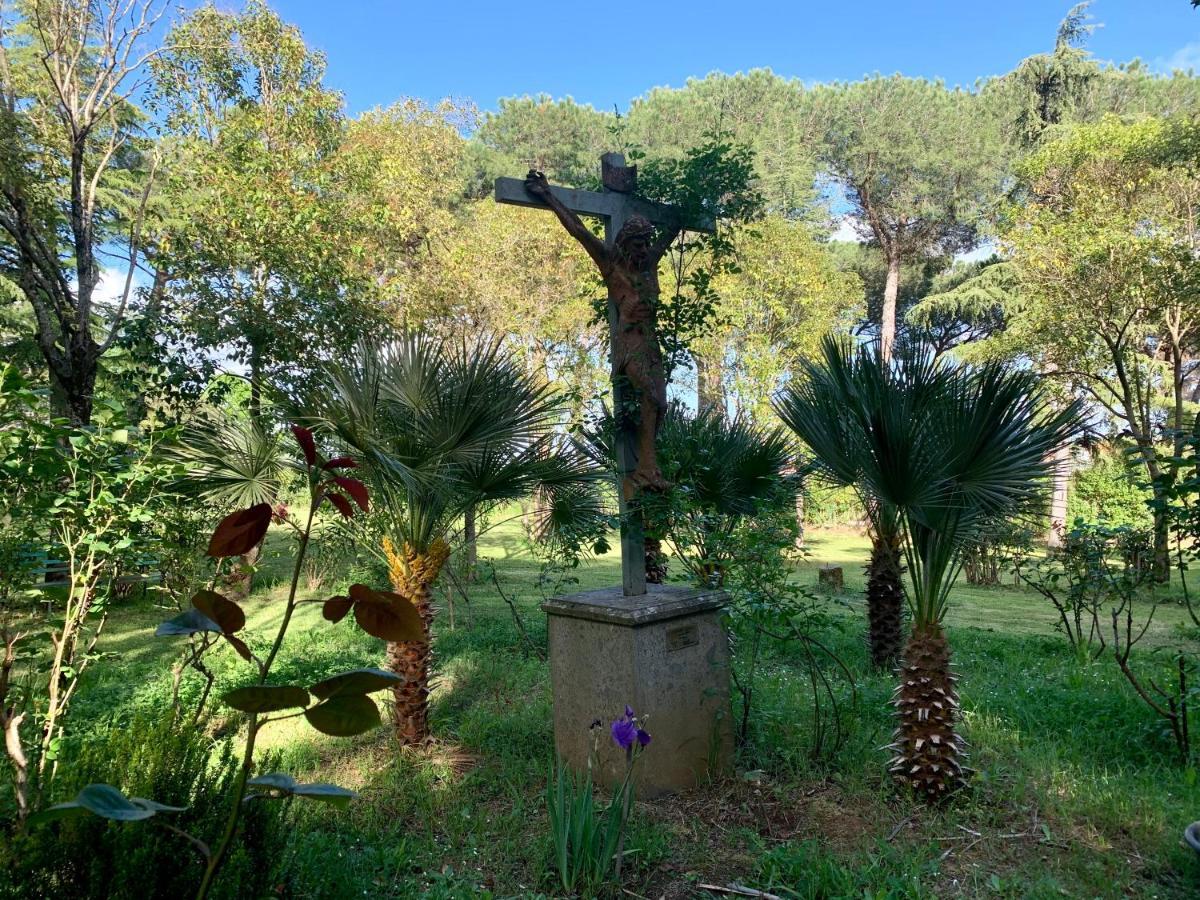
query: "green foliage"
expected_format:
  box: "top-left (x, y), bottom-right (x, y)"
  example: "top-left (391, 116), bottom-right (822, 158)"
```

top-left (709, 216), bottom-right (864, 421)
top-left (755, 838), bottom-right (938, 899)
top-left (622, 70), bottom-right (816, 216)
top-left (1068, 450), bottom-right (1154, 531)
top-left (169, 410), bottom-right (290, 510)
top-left (801, 482), bottom-right (864, 529)
top-left (150, 1), bottom-right (383, 409)
top-left (0, 0), bottom-right (158, 424)
top-left (777, 337), bottom-right (1081, 627)
top-left (467, 95), bottom-right (612, 193)
top-left (545, 761), bottom-right (625, 895)
top-left (0, 366), bottom-right (185, 810)
top-left (628, 132), bottom-right (765, 379)
top-left (809, 76), bottom-right (1002, 262)
top-left (646, 404), bottom-right (799, 586)
top-left (989, 2), bottom-right (1100, 147)
top-left (305, 334), bottom-right (603, 556)
top-left (4, 712), bottom-right (285, 900)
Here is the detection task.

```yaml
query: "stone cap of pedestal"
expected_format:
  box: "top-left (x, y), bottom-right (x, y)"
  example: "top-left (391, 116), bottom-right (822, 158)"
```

top-left (541, 583), bottom-right (727, 627)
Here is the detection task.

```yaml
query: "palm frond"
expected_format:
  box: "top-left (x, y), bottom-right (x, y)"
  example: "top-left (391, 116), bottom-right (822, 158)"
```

top-left (775, 335), bottom-right (1083, 624)
top-left (169, 410), bottom-right (288, 508)
top-left (304, 333), bottom-right (604, 552)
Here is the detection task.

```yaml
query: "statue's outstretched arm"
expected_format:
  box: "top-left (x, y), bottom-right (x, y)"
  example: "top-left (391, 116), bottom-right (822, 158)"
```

top-left (523, 170), bottom-right (609, 271)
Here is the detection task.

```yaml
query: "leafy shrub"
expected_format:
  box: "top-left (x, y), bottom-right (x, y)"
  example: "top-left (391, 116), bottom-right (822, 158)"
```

top-left (802, 482), bottom-right (864, 529)
top-left (3, 712), bottom-right (285, 899)
top-left (1067, 450), bottom-right (1152, 530)
top-left (963, 518), bottom-right (1035, 586)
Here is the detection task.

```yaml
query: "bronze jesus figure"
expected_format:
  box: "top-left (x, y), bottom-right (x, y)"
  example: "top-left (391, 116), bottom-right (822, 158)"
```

top-left (523, 169), bottom-right (679, 497)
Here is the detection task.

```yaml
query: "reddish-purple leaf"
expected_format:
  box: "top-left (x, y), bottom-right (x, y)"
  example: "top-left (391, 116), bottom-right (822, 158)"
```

top-left (291, 425), bottom-right (317, 467)
top-left (349, 584), bottom-right (424, 643)
top-left (224, 633), bottom-right (254, 662)
top-left (332, 476), bottom-right (368, 512)
top-left (207, 504), bottom-right (272, 558)
top-left (326, 493), bottom-right (354, 519)
top-left (321, 456), bottom-right (358, 470)
top-left (322, 596), bottom-right (353, 623)
top-left (191, 590), bottom-right (246, 634)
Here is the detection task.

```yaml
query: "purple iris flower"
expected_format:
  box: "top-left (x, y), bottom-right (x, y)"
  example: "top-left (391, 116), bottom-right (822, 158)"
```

top-left (610, 706), bottom-right (651, 751)
top-left (611, 716), bottom-right (637, 750)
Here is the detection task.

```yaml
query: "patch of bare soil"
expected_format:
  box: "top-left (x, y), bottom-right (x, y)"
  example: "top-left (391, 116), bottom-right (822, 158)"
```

top-left (634, 774), bottom-right (891, 898)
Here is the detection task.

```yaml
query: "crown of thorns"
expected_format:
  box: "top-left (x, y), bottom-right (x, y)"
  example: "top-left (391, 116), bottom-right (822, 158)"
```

top-left (616, 215), bottom-right (654, 242)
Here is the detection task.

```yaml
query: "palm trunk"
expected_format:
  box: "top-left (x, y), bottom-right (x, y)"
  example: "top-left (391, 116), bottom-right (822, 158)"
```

top-left (865, 529), bottom-right (905, 670)
top-left (644, 537), bottom-right (667, 585)
top-left (889, 622), bottom-right (966, 800)
top-left (384, 538), bottom-right (450, 745)
top-left (463, 505), bottom-right (478, 582)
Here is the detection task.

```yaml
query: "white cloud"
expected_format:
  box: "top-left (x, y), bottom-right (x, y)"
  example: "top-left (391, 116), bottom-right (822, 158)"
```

top-left (71, 267), bottom-right (145, 309)
top-left (830, 216), bottom-right (866, 243)
top-left (1157, 42), bottom-right (1200, 75)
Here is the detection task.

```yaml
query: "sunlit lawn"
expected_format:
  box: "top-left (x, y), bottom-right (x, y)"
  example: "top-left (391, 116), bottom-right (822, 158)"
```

top-left (34, 518), bottom-right (1200, 897)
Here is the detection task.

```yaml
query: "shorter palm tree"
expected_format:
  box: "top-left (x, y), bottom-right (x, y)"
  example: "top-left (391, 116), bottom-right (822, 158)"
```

top-left (776, 337), bottom-right (1080, 798)
top-left (655, 405), bottom-right (800, 586)
top-left (170, 411), bottom-right (289, 598)
top-left (306, 334), bottom-right (601, 745)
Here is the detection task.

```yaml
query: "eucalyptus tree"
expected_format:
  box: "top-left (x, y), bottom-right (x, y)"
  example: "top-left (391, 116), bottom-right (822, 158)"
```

top-left (0, 0), bottom-right (165, 424)
top-left (307, 335), bottom-right (602, 745)
top-left (776, 337), bottom-right (1080, 798)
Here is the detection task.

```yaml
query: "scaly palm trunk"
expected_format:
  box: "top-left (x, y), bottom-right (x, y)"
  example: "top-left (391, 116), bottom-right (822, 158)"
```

top-left (644, 537), bottom-right (668, 585)
top-left (865, 529), bottom-right (905, 669)
top-left (889, 622), bottom-right (965, 800)
top-left (383, 537), bottom-right (451, 745)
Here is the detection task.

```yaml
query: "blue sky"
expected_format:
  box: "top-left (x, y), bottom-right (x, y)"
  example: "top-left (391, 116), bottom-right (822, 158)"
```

top-left (265, 0), bottom-right (1200, 115)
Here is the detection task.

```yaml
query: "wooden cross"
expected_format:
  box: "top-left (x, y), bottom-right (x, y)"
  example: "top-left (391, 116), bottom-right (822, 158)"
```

top-left (495, 153), bottom-right (713, 596)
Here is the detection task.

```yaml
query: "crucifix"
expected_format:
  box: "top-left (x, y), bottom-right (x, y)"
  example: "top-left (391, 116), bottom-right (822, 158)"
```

top-left (495, 153), bottom-right (713, 597)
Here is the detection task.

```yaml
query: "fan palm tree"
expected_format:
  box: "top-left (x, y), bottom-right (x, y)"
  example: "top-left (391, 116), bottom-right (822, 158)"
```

top-left (775, 336), bottom-right (1080, 798)
top-left (305, 334), bottom-right (602, 745)
top-left (170, 410), bottom-right (289, 598)
top-left (655, 405), bottom-right (800, 586)
top-left (767, 348), bottom-right (908, 668)
top-left (579, 404), bottom-right (799, 587)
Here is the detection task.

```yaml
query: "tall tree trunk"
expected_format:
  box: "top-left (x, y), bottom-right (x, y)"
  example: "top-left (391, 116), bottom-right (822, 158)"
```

top-left (889, 622), bottom-right (965, 800)
top-left (462, 505), bottom-right (478, 582)
top-left (695, 351), bottom-right (725, 418)
top-left (44, 338), bottom-right (98, 427)
top-left (248, 341), bottom-right (263, 422)
top-left (880, 251), bottom-right (901, 363)
top-left (865, 525), bottom-right (905, 669)
top-left (1046, 443), bottom-right (1071, 548)
top-left (384, 537), bottom-right (450, 745)
top-left (794, 487), bottom-right (805, 550)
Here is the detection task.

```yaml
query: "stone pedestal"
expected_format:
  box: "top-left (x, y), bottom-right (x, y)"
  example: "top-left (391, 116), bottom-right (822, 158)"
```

top-left (542, 584), bottom-right (732, 797)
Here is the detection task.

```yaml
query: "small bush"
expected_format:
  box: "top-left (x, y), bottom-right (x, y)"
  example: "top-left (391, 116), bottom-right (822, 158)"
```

top-left (1067, 450), bottom-right (1152, 531)
top-left (3, 712), bottom-right (285, 900)
top-left (803, 482), bottom-right (864, 529)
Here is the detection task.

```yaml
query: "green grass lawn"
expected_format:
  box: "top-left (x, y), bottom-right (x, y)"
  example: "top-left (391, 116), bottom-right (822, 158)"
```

top-left (10, 520), bottom-right (1200, 899)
